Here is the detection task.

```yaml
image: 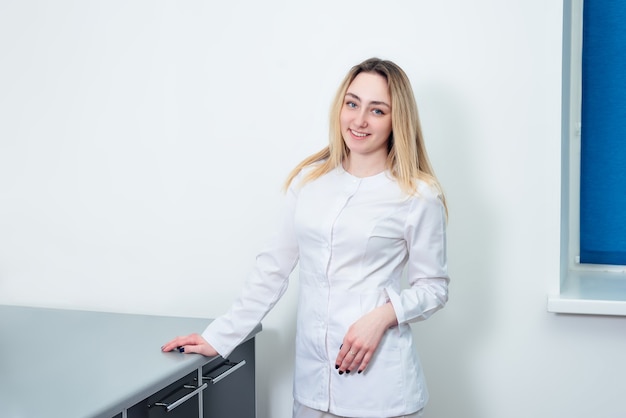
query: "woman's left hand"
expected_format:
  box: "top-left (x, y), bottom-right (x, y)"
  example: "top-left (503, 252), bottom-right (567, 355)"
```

top-left (335, 302), bottom-right (398, 374)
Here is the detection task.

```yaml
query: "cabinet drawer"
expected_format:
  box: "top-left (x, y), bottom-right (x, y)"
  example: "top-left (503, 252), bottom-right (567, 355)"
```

top-left (127, 369), bottom-right (204, 418)
top-left (202, 338), bottom-right (256, 418)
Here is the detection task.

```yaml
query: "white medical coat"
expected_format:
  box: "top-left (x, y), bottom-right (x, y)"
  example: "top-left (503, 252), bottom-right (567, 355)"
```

top-left (202, 165), bottom-right (449, 417)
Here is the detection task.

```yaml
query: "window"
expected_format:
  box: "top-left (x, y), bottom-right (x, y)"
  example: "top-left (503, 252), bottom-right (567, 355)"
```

top-left (579, 1), bottom-right (626, 266)
top-left (548, 0), bottom-right (626, 315)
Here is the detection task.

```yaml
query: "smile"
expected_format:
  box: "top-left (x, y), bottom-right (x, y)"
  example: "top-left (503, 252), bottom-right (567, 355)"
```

top-left (350, 129), bottom-right (369, 138)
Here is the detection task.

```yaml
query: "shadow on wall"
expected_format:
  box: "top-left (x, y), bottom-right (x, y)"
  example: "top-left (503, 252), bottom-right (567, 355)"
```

top-left (414, 81), bottom-right (497, 418)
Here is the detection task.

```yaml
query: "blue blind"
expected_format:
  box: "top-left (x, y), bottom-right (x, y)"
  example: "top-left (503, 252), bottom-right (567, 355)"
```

top-left (580, 1), bottom-right (626, 265)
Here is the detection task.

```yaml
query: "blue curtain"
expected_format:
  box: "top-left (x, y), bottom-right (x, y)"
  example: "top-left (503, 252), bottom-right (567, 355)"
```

top-left (580, 1), bottom-right (626, 265)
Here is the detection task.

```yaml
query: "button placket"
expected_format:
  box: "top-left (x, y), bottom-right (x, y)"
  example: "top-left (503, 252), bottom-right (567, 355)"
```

top-left (325, 179), bottom-right (361, 278)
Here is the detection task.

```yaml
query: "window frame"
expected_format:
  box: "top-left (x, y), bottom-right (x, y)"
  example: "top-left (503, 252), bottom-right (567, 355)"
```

top-left (548, 0), bottom-right (626, 316)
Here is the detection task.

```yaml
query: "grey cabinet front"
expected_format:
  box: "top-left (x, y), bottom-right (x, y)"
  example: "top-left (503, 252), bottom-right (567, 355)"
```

top-left (202, 338), bottom-right (256, 418)
top-left (127, 370), bottom-right (203, 418)
top-left (121, 337), bottom-right (256, 418)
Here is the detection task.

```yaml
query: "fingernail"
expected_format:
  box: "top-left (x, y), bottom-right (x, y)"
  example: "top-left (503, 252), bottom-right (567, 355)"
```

top-left (335, 364), bottom-right (339, 369)
top-left (178, 347), bottom-right (185, 353)
top-left (338, 370), bottom-right (344, 375)
top-left (358, 370), bottom-right (362, 374)
top-left (346, 370), bottom-right (350, 374)
top-left (340, 344), bottom-right (343, 349)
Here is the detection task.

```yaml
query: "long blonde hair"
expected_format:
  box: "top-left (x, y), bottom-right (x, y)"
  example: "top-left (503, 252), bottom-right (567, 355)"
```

top-left (284, 57), bottom-right (447, 215)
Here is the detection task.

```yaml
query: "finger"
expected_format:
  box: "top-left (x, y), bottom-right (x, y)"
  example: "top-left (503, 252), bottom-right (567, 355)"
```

top-left (344, 349), bottom-right (367, 374)
top-left (335, 343), bottom-right (350, 369)
top-left (161, 338), bottom-right (182, 352)
top-left (161, 337), bottom-right (188, 352)
top-left (349, 352), bottom-right (366, 373)
top-left (176, 345), bottom-right (197, 355)
top-left (172, 337), bottom-right (219, 358)
top-left (336, 346), bottom-right (361, 373)
top-left (334, 343), bottom-right (348, 369)
top-left (356, 351), bottom-right (373, 374)
top-left (161, 334), bottom-right (200, 352)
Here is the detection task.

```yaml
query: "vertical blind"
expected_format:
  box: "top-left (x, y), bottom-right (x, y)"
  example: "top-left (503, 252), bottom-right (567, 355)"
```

top-left (580, 1), bottom-right (626, 265)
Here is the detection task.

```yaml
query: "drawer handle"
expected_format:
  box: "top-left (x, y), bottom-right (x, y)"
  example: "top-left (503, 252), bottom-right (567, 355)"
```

top-left (202, 360), bottom-right (247, 384)
top-left (151, 383), bottom-right (208, 412)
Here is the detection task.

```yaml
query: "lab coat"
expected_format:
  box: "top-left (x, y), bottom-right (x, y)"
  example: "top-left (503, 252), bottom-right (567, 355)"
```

top-left (203, 165), bottom-right (449, 417)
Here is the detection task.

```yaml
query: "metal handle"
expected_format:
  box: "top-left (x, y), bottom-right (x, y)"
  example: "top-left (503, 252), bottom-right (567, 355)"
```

top-left (151, 383), bottom-right (207, 412)
top-left (202, 360), bottom-right (247, 384)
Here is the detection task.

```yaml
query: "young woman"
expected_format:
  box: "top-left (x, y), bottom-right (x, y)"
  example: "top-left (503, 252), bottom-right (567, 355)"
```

top-left (162, 57), bottom-right (449, 418)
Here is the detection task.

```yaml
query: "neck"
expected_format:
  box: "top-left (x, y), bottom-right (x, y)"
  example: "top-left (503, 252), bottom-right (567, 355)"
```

top-left (343, 153), bottom-right (387, 178)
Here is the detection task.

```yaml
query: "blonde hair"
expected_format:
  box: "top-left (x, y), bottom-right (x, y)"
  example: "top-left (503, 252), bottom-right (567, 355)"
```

top-left (284, 57), bottom-right (447, 215)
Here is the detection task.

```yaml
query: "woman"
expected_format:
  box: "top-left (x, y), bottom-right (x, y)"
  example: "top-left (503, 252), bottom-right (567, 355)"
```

top-left (162, 57), bottom-right (449, 418)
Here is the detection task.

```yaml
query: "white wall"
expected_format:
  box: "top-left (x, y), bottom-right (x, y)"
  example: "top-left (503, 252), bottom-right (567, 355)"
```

top-left (1, 1), bottom-right (625, 417)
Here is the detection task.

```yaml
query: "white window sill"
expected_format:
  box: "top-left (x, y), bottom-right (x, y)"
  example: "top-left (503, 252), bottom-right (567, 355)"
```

top-left (548, 270), bottom-right (626, 316)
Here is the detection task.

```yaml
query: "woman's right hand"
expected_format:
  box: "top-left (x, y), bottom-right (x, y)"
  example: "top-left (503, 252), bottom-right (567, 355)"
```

top-left (161, 333), bottom-right (219, 357)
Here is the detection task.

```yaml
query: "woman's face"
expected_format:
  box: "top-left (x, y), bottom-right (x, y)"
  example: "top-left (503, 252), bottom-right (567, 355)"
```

top-left (340, 72), bottom-right (393, 161)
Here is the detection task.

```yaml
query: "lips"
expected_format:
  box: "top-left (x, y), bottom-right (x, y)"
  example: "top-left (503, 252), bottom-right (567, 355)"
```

top-left (350, 129), bottom-right (369, 138)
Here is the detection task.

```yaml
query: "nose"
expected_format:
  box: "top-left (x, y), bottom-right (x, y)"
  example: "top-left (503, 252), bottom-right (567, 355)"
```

top-left (354, 109), bottom-right (368, 128)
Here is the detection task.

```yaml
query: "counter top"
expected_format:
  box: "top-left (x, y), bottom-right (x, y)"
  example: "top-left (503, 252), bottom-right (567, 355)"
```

top-left (0, 305), bottom-right (260, 418)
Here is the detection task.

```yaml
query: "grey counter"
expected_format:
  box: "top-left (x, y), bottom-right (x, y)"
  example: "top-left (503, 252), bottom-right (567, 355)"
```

top-left (0, 305), bottom-right (260, 418)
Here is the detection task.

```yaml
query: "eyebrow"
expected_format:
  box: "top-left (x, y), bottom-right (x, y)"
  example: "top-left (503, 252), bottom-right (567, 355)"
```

top-left (345, 92), bottom-right (391, 109)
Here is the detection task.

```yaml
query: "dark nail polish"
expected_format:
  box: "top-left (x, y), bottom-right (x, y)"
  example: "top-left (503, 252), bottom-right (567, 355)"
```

top-left (346, 370), bottom-right (351, 374)
top-left (335, 364), bottom-right (339, 369)
top-left (338, 370), bottom-right (344, 375)
top-left (178, 347), bottom-right (185, 353)
top-left (340, 344), bottom-right (343, 349)
top-left (358, 370), bottom-right (362, 374)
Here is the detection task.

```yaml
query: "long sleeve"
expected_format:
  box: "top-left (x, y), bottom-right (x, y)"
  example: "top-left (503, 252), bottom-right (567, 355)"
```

top-left (201, 182), bottom-right (300, 358)
top-left (385, 184), bottom-right (449, 324)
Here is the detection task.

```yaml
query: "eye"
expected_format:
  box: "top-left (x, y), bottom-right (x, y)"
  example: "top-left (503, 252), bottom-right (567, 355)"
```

top-left (345, 101), bottom-right (357, 109)
top-left (372, 108), bottom-right (385, 116)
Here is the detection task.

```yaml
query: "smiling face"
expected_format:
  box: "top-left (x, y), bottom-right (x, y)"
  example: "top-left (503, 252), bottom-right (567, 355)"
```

top-left (340, 71), bottom-right (393, 167)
